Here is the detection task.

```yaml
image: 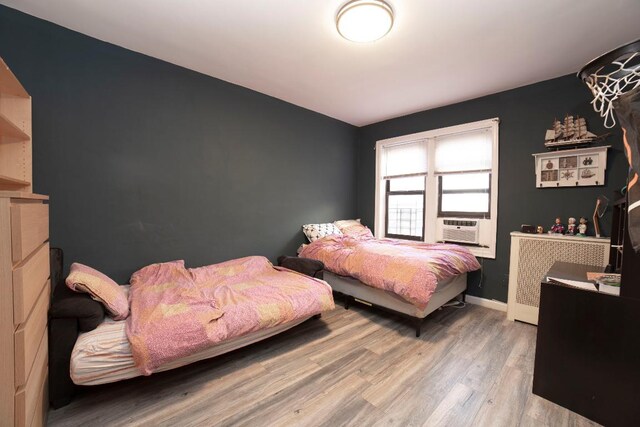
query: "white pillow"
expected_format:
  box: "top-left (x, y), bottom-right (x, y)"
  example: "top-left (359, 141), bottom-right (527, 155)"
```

top-left (302, 223), bottom-right (343, 242)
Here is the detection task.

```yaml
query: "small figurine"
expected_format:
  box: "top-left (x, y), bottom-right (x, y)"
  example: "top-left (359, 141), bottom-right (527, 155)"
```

top-left (566, 217), bottom-right (577, 235)
top-left (536, 225), bottom-right (544, 234)
top-left (578, 217), bottom-right (588, 236)
top-left (549, 217), bottom-right (565, 234)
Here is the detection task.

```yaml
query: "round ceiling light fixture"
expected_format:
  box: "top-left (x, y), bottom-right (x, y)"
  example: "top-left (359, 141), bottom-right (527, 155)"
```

top-left (336, 0), bottom-right (394, 43)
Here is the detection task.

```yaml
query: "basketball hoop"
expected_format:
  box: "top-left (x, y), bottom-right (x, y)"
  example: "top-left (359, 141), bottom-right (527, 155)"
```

top-left (580, 39), bottom-right (640, 257)
top-left (579, 39), bottom-right (640, 128)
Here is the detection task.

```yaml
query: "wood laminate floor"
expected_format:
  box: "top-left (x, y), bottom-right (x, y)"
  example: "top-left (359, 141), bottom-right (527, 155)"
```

top-left (47, 297), bottom-right (600, 427)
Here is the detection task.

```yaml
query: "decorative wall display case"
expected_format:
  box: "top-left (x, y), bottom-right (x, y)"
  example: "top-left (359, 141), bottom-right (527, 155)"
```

top-left (533, 146), bottom-right (610, 188)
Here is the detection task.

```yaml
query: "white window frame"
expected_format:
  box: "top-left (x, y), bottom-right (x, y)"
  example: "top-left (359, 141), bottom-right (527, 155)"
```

top-left (375, 118), bottom-right (499, 258)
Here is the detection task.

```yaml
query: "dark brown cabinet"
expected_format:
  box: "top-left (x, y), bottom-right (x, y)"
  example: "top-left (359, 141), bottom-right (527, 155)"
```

top-left (608, 193), bottom-right (640, 300)
top-left (533, 262), bottom-right (640, 426)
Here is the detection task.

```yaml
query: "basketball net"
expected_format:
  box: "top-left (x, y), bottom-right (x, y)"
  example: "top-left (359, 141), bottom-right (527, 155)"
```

top-left (583, 52), bottom-right (640, 129)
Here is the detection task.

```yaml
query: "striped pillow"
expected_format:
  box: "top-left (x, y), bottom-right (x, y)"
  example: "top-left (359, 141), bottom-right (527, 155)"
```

top-left (66, 263), bottom-right (129, 320)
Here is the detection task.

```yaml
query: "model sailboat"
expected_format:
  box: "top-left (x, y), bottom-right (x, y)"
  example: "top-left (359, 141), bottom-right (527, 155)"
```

top-left (544, 115), bottom-right (606, 149)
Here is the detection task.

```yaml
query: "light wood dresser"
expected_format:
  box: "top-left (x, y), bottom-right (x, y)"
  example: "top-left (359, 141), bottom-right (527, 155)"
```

top-left (1, 58), bottom-right (50, 426)
top-left (0, 193), bottom-right (50, 427)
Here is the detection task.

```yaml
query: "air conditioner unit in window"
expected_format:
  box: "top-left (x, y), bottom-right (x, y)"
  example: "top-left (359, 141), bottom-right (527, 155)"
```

top-left (442, 219), bottom-right (479, 244)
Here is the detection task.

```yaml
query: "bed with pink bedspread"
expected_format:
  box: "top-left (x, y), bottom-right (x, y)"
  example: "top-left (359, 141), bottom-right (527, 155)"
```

top-left (126, 256), bottom-right (334, 375)
top-left (51, 252), bottom-right (333, 408)
top-left (299, 234), bottom-right (480, 335)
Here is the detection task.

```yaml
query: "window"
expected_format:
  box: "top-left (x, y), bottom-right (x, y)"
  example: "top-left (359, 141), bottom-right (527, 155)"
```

top-left (386, 177), bottom-right (425, 240)
top-left (434, 128), bottom-right (493, 218)
top-left (375, 118), bottom-right (499, 258)
top-left (380, 140), bottom-right (428, 240)
top-left (438, 172), bottom-right (491, 217)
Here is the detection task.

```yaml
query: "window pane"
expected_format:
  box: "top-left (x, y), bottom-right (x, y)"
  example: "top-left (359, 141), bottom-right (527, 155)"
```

top-left (441, 173), bottom-right (490, 191)
top-left (387, 194), bottom-right (424, 237)
top-left (389, 176), bottom-right (425, 191)
top-left (434, 129), bottom-right (492, 173)
top-left (441, 193), bottom-right (489, 214)
top-left (383, 140), bottom-right (428, 178)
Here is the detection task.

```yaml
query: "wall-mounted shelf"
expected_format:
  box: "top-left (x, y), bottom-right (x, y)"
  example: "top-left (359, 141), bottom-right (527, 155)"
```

top-left (533, 145), bottom-right (609, 188)
top-left (0, 57), bottom-right (32, 192)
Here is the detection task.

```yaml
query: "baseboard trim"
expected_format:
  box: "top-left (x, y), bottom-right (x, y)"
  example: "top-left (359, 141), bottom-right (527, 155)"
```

top-left (465, 295), bottom-right (507, 312)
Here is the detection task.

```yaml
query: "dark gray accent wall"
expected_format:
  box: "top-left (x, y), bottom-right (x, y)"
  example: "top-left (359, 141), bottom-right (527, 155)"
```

top-left (1, 5), bottom-right (627, 303)
top-left (0, 5), bottom-right (358, 283)
top-left (357, 76), bottom-right (628, 302)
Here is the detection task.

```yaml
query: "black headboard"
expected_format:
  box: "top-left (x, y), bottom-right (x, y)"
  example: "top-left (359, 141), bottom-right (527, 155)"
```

top-left (49, 247), bottom-right (64, 294)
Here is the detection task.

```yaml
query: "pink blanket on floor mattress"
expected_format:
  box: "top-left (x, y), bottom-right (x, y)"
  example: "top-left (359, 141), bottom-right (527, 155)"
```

top-left (299, 235), bottom-right (480, 309)
top-left (126, 256), bottom-right (334, 375)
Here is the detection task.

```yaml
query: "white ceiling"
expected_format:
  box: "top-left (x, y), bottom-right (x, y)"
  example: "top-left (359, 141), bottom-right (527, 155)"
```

top-left (2, 0), bottom-right (640, 126)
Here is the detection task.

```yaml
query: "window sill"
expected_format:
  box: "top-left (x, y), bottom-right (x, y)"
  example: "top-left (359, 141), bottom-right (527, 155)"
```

top-left (382, 234), bottom-right (495, 259)
top-left (469, 246), bottom-right (495, 259)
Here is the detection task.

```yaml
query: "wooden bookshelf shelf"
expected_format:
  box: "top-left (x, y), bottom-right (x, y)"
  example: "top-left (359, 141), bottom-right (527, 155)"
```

top-left (0, 174), bottom-right (30, 188)
top-left (0, 57), bottom-right (32, 192)
top-left (0, 59), bottom-right (29, 98)
top-left (0, 112), bottom-right (29, 143)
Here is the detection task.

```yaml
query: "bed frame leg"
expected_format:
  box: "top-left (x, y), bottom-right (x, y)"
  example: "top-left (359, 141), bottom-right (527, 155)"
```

top-left (344, 295), bottom-right (351, 310)
top-left (461, 291), bottom-right (467, 303)
top-left (414, 318), bottom-right (422, 337)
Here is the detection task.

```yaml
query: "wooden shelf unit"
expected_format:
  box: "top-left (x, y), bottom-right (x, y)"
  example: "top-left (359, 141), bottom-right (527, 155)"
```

top-left (0, 57), bottom-right (48, 427)
top-left (0, 57), bottom-right (32, 192)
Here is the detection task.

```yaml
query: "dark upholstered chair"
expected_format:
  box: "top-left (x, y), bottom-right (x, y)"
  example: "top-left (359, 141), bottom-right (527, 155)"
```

top-left (48, 248), bottom-right (105, 408)
top-left (276, 256), bottom-right (324, 280)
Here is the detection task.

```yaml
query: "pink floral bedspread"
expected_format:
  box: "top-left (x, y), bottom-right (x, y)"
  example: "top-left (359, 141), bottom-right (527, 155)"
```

top-left (299, 235), bottom-right (480, 309)
top-left (126, 256), bottom-right (334, 375)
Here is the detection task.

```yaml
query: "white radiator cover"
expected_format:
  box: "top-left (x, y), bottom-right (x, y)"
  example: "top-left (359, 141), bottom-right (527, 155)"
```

top-left (507, 232), bottom-right (610, 325)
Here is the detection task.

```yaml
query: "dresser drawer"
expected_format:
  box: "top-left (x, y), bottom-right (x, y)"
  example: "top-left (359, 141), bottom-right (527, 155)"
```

top-left (11, 203), bottom-right (49, 264)
top-left (14, 333), bottom-right (47, 427)
top-left (27, 374), bottom-right (47, 427)
top-left (14, 283), bottom-right (49, 388)
top-left (13, 243), bottom-right (50, 326)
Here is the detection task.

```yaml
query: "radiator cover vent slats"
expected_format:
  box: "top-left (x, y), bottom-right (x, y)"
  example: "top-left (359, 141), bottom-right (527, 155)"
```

top-left (516, 239), bottom-right (607, 308)
top-left (507, 233), bottom-right (610, 325)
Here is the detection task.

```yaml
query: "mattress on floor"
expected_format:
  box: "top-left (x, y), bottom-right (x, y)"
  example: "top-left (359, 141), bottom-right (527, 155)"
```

top-left (71, 286), bottom-right (309, 385)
